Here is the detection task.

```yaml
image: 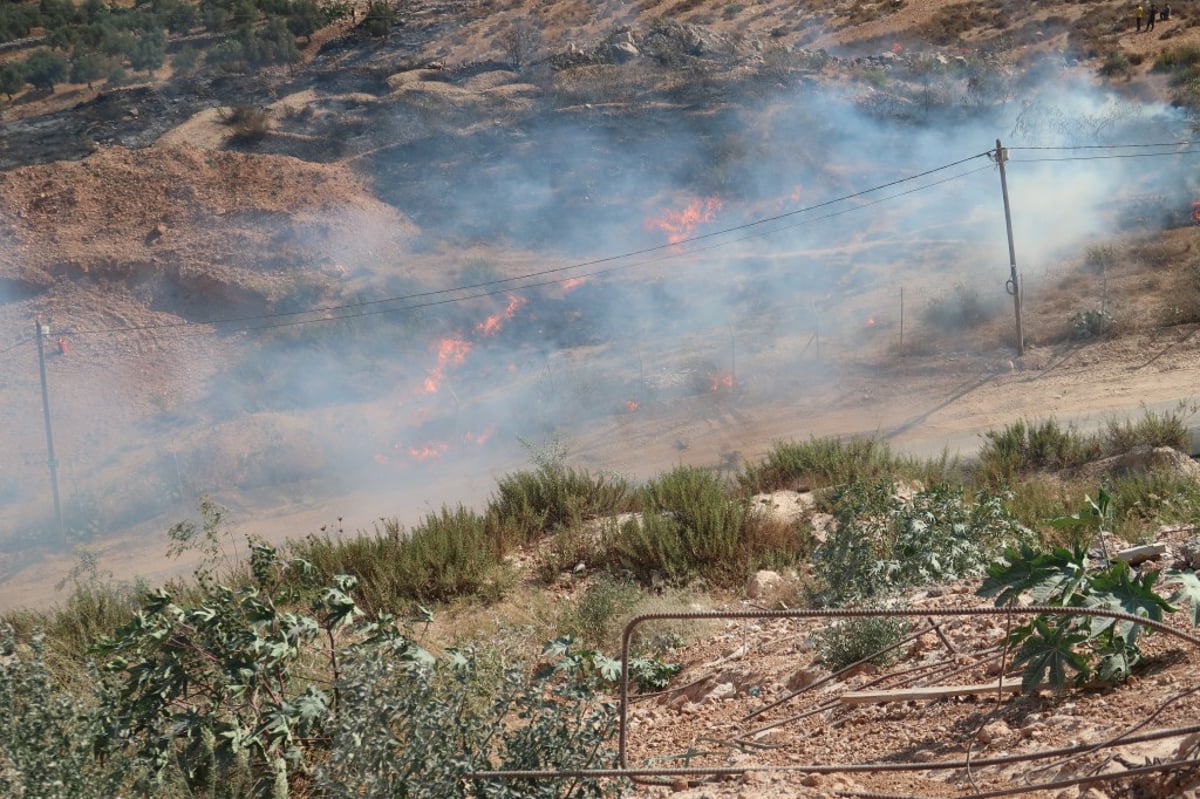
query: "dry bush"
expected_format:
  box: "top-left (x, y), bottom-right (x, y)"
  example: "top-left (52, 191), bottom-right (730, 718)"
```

top-left (1131, 238), bottom-right (1185, 270)
top-left (1067, 5), bottom-right (1127, 60)
top-left (923, 0), bottom-right (1005, 45)
top-left (220, 105), bottom-right (270, 142)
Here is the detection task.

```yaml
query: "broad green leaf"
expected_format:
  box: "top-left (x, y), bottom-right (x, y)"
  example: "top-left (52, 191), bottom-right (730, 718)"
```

top-left (1011, 617), bottom-right (1090, 693)
top-left (1085, 561), bottom-right (1175, 641)
top-left (1165, 569), bottom-right (1200, 627)
top-left (978, 544), bottom-right (1087, 606)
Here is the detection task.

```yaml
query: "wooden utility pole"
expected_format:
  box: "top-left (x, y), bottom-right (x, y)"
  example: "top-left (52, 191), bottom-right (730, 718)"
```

top-left (995, 139), bottom-right (1025, 355)
top-left (34, 317), bottom-right (64, 539)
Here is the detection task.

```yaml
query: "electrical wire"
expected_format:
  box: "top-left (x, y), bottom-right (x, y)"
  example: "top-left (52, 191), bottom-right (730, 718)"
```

top-left (63, 150), bottom-right (995, 338)
top-left (1007, 140), bottom-right (1194, 150)
top-left (65, 161), bottom-right (996, 343)
top-left (1009, 148), bottom-right (1200, 163)
top-left (20, 139), bottom-right (1200, 344)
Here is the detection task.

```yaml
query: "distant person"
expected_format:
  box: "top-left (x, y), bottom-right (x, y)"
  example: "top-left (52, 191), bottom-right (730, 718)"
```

top-left (1136, 3), bottom-right (1144, 31)
top-left (1163, 2), bottom-right (1171, 20)
top-left (1148, 2), bottom-right (1157, 29)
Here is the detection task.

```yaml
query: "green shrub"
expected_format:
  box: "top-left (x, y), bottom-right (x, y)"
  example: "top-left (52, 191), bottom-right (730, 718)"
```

top-left (814, 614), bottom-right (911, 671)
top-left (1107, 468), bottom-right (1200, 540)
top-left (814, 481), bottom-right (1035, 605)
top-left (315, 640), bottom-right (626, 798)
top-left (91, 552), bottom-right (377, 797)
top-left (1099, 53), bottom-right (1132, 79)
top-left (360, 0), bottom-right (395, 37)
top-left (560, 576), bottom-right (642, 647)
top-left (1071, 308), bottom-right (1115, 339)
top-left (922, 282), bottom-right (996, 332)
top-left (608, 466), bottom-right (750, 585)
top-left (486, 441), bottom-right (632, 551)
top-left (975, 418), bottom-right (1099, 484)
top-left (0, 625), bottom-right (132, 798)
top-left (290, 506), bottom-right (501, 611)
top-left (1103, 405), bottom-right (1192, 453)
top-left (738, 436), bottom-right (926, 494)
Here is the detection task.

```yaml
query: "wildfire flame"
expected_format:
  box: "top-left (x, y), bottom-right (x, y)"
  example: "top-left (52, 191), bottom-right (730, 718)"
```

top-left (476, 294), bottom-right (528, 337)
top-left (422, 337), bottom-right (472, 394)
top-left (625, 399), bottom-right (639, 412)
top-left (645, 195), bottom-right (723, 245)
top-left (463, 427), bottom-right (496, 446)
top-left (865, 317), bottom-right (877, 328)
top-left (708, 373), bottom-right (734, 392)
top-left (408, 442), bottom-right (450, 461)
top-left (560, 277), bottom-right (588, 293)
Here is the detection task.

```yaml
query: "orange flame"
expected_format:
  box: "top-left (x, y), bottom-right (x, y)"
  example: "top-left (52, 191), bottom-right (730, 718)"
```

top-left (865, 316), bottom-right (877, 328)
top-left (561, 277), bottom-right (588, 293)
top-left (476, 294), bottom-right (528, 337)
top-left (645, 195), bottom-right (723, 245)
top-left (625, 399), bottom-right (639, 412)
top-left (708, 373), bottom-right (734, 392)
top-left (422, 337), bottom-right (472, 393)
top-left (463, 426), bottom-right (497, 446)
top-left (408, 442), bottom-right (450, 461)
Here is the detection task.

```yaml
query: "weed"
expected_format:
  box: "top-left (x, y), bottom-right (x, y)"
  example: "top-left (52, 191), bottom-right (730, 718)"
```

top-left (1099, 53), bottom-right (1133, 79)
top-left (1107, 468), bottom-right (1200, 540)
top-left (488, 466), bottom-right (631, 549)
top-left (1071, 308), bottom-right (1115, 339)
top-left (290, 507), bottom-right (503, 611)
top-left (814, 481), bottom-right (1034, 605)
top-left (814, 614), bottom-right (911, 671)
top-left (923, 282), bottom-right (997, 332)
top-left (560, 575), bottom-right (642, 647)
top-left (1103, 404), bottom-right (1192, 453)
top-left (738, 435), bottom-right (940, 494)
top-left (608, 465), bottom-right (751, 585)
top-left (975, 418), bottom-right (1100, 484)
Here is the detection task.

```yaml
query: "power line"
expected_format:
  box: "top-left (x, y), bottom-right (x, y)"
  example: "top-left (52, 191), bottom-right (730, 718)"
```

top-left (1007, 141), bottom-right (1194, 150)
top-left (1010, 148), bottom-right (1200, 163)
top-left (28, 140), bottom-right (1200, 343)
top-left (67, 150), bottom-right (995, 338)
top-left (72, 161), bottom-right (998, 343)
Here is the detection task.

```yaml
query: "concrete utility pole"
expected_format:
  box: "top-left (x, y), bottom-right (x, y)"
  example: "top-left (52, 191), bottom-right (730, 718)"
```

top-left (34, 317), bottom-right (64, 539)
top-left (995, 139), bottom-right (1025, 356)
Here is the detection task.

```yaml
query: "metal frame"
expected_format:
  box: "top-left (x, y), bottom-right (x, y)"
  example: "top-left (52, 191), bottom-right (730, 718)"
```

top-left (467, 605), bottom-right (1200, 797)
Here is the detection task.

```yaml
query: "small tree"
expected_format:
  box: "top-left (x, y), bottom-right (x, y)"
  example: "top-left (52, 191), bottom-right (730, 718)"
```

top-left (128, 29), bottom-right (166, 74)
top-left (0, 62), bottom-right (24, 100)
top-left (23, 48), bottom-right (69, 92)
top-left (286, 0), bottom-right (323, 43)
top-left (361, 1), bottom-right (394, 38)
top-left (70, 49), bottom-right (107, 88)
top-left (497, 18), bottom-right (542, 71)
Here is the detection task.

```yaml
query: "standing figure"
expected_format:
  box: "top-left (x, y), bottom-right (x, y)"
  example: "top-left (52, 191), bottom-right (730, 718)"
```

top-left (1148, 2), bottom-right (1157, 29)
top-left (1136, 3), bottom-right (1144, 31)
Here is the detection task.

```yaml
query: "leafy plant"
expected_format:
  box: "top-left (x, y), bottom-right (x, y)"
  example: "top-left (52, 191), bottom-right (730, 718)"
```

top-left (0, 625), bottom-right (131, 798)
top-left (813, 481), bottom-right (1034, 605)
top-left (1071, 308), bottom-right (1115, 339)
top-left (317, 637), bottom-right (628, 798)
top-left (90, 541), bottom-right (419, 797)
top-left (814, 614), bottom-right (911, 671)
top-left (607, 465), bottom-right (760, 586)
top-left (979, 543), bottom-right (1177, 691)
